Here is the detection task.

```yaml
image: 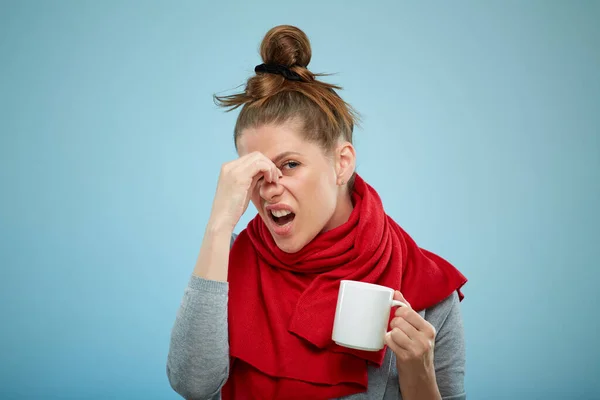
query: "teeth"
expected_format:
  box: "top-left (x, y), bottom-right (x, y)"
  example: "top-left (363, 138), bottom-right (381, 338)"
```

top-left (271, 209), bottom-right (292, 218)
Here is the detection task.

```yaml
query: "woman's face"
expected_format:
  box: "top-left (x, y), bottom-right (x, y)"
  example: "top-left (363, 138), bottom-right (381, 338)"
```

top-left (237, 120), bottom-right (354, 253)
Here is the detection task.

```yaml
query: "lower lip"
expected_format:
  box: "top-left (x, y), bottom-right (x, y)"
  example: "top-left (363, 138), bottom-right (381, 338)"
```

top-left (269, 214), bottom-right (294, 237)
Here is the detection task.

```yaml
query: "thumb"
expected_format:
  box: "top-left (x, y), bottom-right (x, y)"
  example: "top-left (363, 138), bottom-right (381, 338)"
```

top-left (394, 290), bottom-right (411, 309)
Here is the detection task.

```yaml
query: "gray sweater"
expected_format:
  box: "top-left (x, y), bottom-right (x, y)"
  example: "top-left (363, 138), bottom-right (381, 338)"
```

top-left (167, 238), bottom-right (466, 399)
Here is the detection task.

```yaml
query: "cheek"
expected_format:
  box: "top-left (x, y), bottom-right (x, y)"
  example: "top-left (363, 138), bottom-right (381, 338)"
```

top-left (298, 175), bottom-right (337, 214)
top-left (316, 170), bottom-right (337, 200)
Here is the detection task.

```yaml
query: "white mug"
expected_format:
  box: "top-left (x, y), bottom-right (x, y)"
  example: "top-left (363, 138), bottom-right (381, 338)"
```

top-left (332, 280), bottom-right (408, 351)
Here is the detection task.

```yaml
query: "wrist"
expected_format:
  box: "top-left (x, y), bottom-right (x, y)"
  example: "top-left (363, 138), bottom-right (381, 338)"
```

top-left (193, 217), bottom-right (235, 282)
top-left (206, 216), bottom-right (236, 235)
top-left (397, 359), bottom-right (435, 379)
top-left (397, 362), bottom-right (440, 400)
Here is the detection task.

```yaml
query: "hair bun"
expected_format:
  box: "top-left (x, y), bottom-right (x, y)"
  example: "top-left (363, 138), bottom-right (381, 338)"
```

top-left (260, 25), bottom-right (311, 68)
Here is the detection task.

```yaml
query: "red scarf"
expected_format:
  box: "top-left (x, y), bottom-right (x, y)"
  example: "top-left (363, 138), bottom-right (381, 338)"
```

top-left (222, 175), bottom-right (467, 400)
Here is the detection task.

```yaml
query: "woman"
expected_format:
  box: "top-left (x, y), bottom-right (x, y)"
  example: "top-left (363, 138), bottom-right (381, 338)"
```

top-left (167, 25), bottom-right (467, 400)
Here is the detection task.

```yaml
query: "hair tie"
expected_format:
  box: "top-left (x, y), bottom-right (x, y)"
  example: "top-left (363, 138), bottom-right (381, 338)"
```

top-left (255, 63), bottom-right (304, 82)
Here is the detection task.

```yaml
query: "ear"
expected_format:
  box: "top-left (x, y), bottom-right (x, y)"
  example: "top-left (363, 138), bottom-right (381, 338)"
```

top-left (335, 141), bottom-right (356, 186)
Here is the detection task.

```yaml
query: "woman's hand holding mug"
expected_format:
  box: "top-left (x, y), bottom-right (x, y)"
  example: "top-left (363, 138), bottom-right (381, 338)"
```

top-left (385, 291), bottom-right (436, 369)
top-left (385, 291), bottom-right (440, 399)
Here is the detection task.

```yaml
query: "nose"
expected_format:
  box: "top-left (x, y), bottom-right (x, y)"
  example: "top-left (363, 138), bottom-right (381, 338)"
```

top-left (259, 179), bottom-right (284, 203)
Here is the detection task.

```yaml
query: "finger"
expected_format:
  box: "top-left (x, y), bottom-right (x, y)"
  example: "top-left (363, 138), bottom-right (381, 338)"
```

top-left (385, 327), bottom-right (411, 352)
top-left (238, 153), bottom-right (284, 185)
top-left (260, 161), bottom-right (282, 185)
top-left (248, 152), bottom-right (283, 184)
top-left (385, 329), bottom-right (404, 356)
top-left (257, 156), bottom-right (280, 184)
top-left (272, 165), bottom-right (281, 184)
top-left (394, 290), bottom-right (411, 309)
top-left (238, 157), bottom-right (277, 184)
top-left (394, 306), bottom-right (432, 333)
top-left (248, 173), bottom-right (262, 195)
top-left (238, 152), bottom-right (273, 171)
top-left (390, 316), bottom-right (419, 340)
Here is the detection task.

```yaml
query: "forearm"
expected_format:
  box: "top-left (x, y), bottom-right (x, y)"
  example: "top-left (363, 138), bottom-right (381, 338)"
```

top-left (193, 217), bottom-right (233, 282)
top-left (167, 277), bottom-right (230, 399)
top-left (398, 364), bottom-right (441, 400)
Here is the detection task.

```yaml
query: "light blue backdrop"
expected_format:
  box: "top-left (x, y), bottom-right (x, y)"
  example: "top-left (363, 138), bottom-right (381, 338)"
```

top-left (1, 1), bottom-right (598, 399)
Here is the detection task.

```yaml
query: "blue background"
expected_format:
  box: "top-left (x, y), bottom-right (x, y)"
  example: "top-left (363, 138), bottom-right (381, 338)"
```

top-left (1, 1), bottom-right (598, 399)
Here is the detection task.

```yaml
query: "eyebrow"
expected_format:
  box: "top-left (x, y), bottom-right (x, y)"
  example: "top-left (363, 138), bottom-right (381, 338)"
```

top-left (271, 151), bottom-right (302, 164)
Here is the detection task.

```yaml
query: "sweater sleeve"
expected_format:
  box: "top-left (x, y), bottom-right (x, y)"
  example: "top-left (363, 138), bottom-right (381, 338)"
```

top-left (425, 291), bottom-right (467, 400)
top-left (166, 276), bottom-right (230, 400)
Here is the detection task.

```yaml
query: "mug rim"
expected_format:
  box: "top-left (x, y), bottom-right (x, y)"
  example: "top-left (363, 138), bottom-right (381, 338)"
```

top-left (340, 280), bottom-right (394, 292)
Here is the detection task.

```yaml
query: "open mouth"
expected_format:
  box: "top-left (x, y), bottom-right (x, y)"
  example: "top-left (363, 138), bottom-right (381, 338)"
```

top-left (269, 209), bottom-right (296, 226)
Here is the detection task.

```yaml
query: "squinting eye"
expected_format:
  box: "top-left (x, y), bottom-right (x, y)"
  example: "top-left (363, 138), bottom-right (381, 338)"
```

top-left (283, 161), bottom-right (300, 169)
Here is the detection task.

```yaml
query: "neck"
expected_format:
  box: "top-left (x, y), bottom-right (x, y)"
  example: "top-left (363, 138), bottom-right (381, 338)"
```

top-left (322, 190), bottom-right (354, 233)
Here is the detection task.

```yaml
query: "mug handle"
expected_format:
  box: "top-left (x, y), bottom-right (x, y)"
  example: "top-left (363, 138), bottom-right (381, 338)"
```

top-left (391, 300), bottom-right (408, 308)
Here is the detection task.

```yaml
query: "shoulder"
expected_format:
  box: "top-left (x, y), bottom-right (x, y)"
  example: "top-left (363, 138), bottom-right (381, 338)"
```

top-left (422, 291), bottom-right (463, 334)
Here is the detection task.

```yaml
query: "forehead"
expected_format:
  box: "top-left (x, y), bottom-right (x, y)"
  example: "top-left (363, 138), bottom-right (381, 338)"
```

top-left (237, 123), bottom-right (310, 157)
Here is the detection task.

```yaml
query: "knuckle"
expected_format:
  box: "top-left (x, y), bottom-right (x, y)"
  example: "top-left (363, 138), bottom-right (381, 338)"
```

top-left (410, 347), bottom-right (420, 358)
top-left (428, 326), bottom-right (436, 339)
top-left (253, 159), bottom-right (264, 170)
top-left (424, 322), bottom-right (436, 338)
top-left (398, 307), bottom-right (410, 317)
top-left (385, 334), bottom-right (394, 347)
top-left (422, 339), bottom-right (432, 352)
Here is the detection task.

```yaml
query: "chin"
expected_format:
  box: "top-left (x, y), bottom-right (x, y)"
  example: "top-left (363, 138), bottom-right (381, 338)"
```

top-left (273, 237), bottom-right (306, 254)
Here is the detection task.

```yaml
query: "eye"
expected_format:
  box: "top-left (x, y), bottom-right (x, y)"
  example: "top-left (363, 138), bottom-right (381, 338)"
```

top-left (282, 161), bottom-right (300, 170)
